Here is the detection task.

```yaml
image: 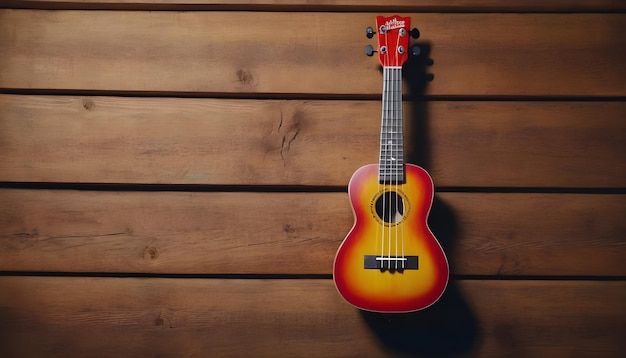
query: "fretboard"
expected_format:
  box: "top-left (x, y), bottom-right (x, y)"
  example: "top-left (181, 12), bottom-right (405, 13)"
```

top-left (378, 66), bottom-right (405, 184)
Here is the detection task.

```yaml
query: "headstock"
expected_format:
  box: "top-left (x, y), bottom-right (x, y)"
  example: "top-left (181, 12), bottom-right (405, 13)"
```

top-left (365, 15), bottom-right (419, 68)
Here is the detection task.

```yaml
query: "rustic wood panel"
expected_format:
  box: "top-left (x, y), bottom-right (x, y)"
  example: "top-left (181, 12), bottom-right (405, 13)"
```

top-left (1, 189), bottom-right (624, 276)
top-left (1, 95), bottom-right (624, 187)
top-left (0, 2), bottom-right (622, 357)
top-left (427, 101), bottom-right (626, 188)
top-left (0, 276), bottom-right (624, 357)
top-left (5, 0), bottom-right (626, 12)
top-left (1, 11), bottom-right (624, 96)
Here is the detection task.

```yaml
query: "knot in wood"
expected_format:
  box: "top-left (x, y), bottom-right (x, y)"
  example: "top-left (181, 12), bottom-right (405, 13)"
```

top-left (82, 98), bottom-right (95, 111)
top-left (236, 69), bottom-right (253, 85)
top-left (143, 246), bottom-right (159, 260)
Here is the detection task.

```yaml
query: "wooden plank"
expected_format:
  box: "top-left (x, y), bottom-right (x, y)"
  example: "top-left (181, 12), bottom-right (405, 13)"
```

top-left (444, 192), bottom-right (626, 276)
top-left (4, 0), bottom-right (626, 12)
top-left (0, 190), bottom-right (352, 274)
top-left (1, 95), bottom-right (624, 187)
top-left (1, 189), bottom-right (624, 276)
top-left (0, 95), bottom-right (346, 186)
top-left (0, 277), bottom-right (624, 357)
top-left (426, 101), bottom-right (626, 188)
top-left (1, 11), bottom-right (624, 96)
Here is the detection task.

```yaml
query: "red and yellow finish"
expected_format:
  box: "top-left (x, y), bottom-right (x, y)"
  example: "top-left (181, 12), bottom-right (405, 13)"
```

top-left (333, 164), bottom-right (449, 312)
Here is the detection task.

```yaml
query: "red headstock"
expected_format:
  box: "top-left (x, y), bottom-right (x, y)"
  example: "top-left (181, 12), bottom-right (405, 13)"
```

top-left (375, 15), bottom-right (411, 67)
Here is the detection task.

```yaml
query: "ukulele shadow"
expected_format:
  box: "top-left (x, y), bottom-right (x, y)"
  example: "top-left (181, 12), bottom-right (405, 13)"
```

top-left (360, 43), bottom-right (479, 357)
top-left (360, 201), bottom-right (477, 357)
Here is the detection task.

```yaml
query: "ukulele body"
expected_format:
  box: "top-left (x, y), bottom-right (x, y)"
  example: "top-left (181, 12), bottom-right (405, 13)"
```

top-left (333, 163), bottom-right (448, 313)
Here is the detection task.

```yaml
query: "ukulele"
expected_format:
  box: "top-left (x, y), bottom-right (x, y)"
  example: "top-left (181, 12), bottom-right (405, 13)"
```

top-left (333, 15), bottom-right (449, 313)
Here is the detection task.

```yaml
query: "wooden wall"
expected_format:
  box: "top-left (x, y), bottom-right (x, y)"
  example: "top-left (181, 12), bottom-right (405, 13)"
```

top-left (1, 1), bottom-right (625, 357)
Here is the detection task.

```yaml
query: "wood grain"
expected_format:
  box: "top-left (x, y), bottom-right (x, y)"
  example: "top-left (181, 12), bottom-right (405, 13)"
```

top-left (1, 189), bottom-right (624, 276)
top-left (1, 11), bottom-right (624, 96)
top-left (1, 95), bottom-right (624, 187)
top-left (4, 0), bottom-right (626, 12)
top-left (0, 276), bottom-right (624, 357)
top-left (0, 3), bottom-right (623, 358)
top-left (426, 101), bottom-right (626, 188)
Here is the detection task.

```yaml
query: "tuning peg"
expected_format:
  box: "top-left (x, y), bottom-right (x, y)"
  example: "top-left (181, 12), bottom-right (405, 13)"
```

top-left (366, 27), bottom-right (376, 39)
top-left (411, 45), bottom-right (434, 66)
top-left (365, 44), bottom-right (377, 56)
top-left (409, 28), bottom-right (420, 39)
top-left (411, 45), bottom-right (421, 57)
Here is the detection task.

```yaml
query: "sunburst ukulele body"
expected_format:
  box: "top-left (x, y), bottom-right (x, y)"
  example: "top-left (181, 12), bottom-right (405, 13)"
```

top-left (333, 15), bottom-right (448, 313)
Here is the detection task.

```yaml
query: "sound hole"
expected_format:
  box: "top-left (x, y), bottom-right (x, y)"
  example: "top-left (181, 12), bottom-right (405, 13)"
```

top-left (375, 191), bottom-right (404, 223)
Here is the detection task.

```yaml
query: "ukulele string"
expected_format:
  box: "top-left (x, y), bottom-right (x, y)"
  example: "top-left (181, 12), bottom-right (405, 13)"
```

top-left (389, 65), bottom-right (400, 270)
top-left (386, 92), bottom-right (391, 265)
top-left (389, 67), bottom-right (395, 271)
top-left (385, 66), bottom-right (391, 271)
top-left (387, 32), bottom-right (393, 271)
top-left (394, 34), bottom-right (403, 271)
top-left (379, 59), bottom-right (388, 269)
top-left (390, 36), bottom-right (402, 270)
top-left (384, 32), bottom-right (393, 270)
top-left (396, 65), bottom-right (405, 271)
top-left (392, 34), bottom-right (405, 271)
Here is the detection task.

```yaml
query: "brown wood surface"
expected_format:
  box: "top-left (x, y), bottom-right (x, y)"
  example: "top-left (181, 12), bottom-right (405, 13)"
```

top-left (0, 3), bottom-right (624, 357)
top-left (1, 11), bottom-right (624, 96)
top-left (427, 101), bottom-right (626, 188)
top-left (5, 0), bottom-right (626, 12)
top-left (0, 276), bottom-right (624, 357)
top-left (1, 95), bottom-right (624, 187)
top-left (1, 189), bottom-right (624, 276)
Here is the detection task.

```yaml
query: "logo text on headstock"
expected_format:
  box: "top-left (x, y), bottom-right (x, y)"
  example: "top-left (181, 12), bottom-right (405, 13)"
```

top-left (384, 18), bottom-right (406, 31)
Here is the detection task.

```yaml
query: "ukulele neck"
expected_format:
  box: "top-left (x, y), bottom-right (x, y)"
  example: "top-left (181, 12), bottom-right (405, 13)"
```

top-left (378, 66), bottom-right (405, 184)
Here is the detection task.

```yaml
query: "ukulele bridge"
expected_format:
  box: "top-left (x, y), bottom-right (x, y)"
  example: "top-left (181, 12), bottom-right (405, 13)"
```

top-left (364, 255), bottom-right (418, 271)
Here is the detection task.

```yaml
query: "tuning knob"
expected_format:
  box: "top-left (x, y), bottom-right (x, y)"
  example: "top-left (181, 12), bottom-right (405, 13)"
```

top-left (411, 45), bottom-right (421, 57)
top-left (409, 28), bottom-right (420, 39)
top-left (366, 27), bottom-right (376, 39)
top-left (365, 44), bottom-right (377, 56)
